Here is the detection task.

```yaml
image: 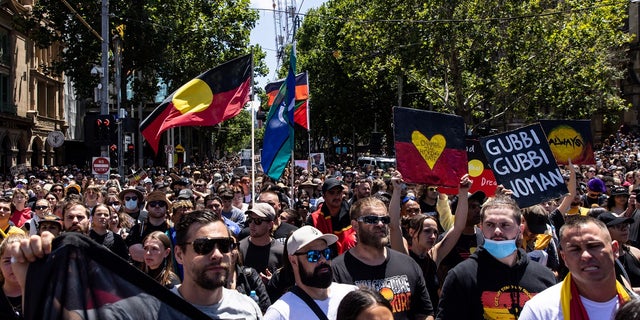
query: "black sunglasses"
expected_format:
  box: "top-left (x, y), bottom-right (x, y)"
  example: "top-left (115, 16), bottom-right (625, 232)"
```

top-left (34, 205), bottom-right (48, 210)
top-left (148, 201), bottom-right (166, 208)
top-left (357, 215), bottom-right (391, 225)
top-left (107, 202), bottom-right (120, 206)
top-left (183, 237), bottom-right (236, 255)
top-left (124, 196), bottom-right (138, 201)
top-left (248, 217), bottom-right (270, 225)
top-left (293, 247), bottom-right (332, 263)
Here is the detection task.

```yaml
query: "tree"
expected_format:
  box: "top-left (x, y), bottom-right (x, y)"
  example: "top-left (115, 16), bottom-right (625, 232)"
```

top-left (296, 0), bottom-right (630, 155)
top-left (18, 0), bottom-right (266, 105)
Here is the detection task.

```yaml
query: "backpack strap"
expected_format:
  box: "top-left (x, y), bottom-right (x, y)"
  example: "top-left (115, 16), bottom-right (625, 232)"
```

top-left (290, 286), bottom-right (329, 320)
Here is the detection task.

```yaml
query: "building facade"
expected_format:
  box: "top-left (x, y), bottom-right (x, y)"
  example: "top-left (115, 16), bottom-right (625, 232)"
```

top-left (0, 0), bottom-right (66, 175)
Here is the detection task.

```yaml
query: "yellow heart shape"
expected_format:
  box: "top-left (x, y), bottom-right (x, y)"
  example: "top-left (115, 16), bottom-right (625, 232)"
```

top-left (411, 131), bottom-right (446, 169)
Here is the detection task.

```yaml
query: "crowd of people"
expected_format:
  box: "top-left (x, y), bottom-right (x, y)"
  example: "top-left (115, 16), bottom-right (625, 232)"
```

top-left (6, 129), bottom-right (640, 319)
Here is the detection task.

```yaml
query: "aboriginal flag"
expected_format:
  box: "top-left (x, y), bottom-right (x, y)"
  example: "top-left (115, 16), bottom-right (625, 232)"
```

top-left (393, 107), bottom-right (467, 187)
top-left (265, 72), bottom-right (309, 130)
top-left (140, 54), bottom-right (252, 154)
top-left (23, 233), bottom-right (210, 320)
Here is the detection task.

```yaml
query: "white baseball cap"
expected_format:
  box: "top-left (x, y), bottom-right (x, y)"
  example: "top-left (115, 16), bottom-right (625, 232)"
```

top-left (286, 225), bottom-right (338, 254)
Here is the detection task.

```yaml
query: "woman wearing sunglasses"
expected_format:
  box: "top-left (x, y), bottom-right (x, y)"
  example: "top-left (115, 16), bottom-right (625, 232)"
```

top-left (142, 231), bottom-right (180, 289)
top-left (227, 235), bottom-right (271, 313)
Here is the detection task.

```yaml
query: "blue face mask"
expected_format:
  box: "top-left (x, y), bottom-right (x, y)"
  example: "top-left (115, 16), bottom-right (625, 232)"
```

top-left (483, 238), bottom-right (517, 259)
top-left (125, 200), bottom-right (138, 210)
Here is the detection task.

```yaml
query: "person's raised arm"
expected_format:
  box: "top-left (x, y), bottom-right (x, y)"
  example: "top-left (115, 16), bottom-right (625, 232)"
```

top-left (556, 159), bottom-right (576, 215)
top-left (431, 175), bottom-right (470, 267)
top-left (389, 172), bottom-right (408, 254)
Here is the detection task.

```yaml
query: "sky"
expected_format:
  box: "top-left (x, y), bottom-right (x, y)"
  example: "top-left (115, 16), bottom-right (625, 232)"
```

top-left (249, 0), bottom-right (326, 93)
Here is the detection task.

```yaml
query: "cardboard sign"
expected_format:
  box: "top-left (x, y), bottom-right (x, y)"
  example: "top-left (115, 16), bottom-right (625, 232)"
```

top-left (480, 124), bottom-right (568, 208)
top-left (393, 107), bottom-right (467, 187)
top-left (294, 160), bottom-right (309, 170)
top-left (539, 120), bottom-right (595, 165)
top-left (310, 153), bottom-right (325, 172)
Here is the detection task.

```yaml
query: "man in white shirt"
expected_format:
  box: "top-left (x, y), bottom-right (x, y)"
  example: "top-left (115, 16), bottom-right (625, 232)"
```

top-left (264, 226), bottom-right (357, 320)
top-left (520, 216), bottom-right (635, 319)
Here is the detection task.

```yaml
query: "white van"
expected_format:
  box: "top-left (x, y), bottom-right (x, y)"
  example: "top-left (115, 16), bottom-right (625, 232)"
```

top-left (357, 156), bottom-right (396, 171)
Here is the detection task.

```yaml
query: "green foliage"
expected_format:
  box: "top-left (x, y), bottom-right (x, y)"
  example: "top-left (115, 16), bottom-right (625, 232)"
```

top-left (19, 0), bottom-right (266, 105)
top-left (297, 0), bottom-right (631, 147)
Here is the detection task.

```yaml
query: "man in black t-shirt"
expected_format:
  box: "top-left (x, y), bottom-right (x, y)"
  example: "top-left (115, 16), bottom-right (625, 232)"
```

top-left (239, 202), bottom-right (284, 283)
top-left (332, 197), bottom-right (434, 320)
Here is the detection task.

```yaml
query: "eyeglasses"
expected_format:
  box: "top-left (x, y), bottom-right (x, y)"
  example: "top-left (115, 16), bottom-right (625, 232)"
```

top-left (357, 215), bottom-right (391, 225)
top-left (124, 196), bottom-right (138, 201)
top-left (588, 170), bottom-right (596, 173)
top-left (427, 187), bottom-right (438, 192)
top-left (182, 237), bottom-right (236, 255)
top-left (148, 201), bottom-right (166, 208)
top-left (34, 205), bottom-right (48, 210)
top-left (293, 247), bottom-right (332, 263)
top-left (248, 217), bottom-right (271, 225)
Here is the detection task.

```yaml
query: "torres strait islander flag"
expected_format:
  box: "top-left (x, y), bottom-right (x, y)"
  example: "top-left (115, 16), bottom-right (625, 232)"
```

top-left (140, 54), bottom-right (252, 153)
top-left (393, 107), bottom-right (467, 187)
top-left (265, 72), bottom-right (309, 130)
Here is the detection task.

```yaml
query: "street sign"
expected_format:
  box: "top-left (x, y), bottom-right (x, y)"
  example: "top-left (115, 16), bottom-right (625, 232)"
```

top-left (92, 157), bottom-right (110, 175)
top-left (165, 144), bottom-right (174, 153)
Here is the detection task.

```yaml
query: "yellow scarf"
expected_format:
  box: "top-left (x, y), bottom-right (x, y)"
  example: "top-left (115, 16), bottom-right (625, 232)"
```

top-left (560, 272), bottom-right (631, 319)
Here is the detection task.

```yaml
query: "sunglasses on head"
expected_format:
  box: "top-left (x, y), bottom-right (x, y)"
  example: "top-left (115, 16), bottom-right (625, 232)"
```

top-left (248, 217), bottom-right (270, 225)
top-left (293, 247), bottom-right (332, 263)
top-left (357, 215), bottom-right (391, 225)
top-left (183, 237), bottom-right (235, 255)
top-left (148, 201), bottom-right (166, 208)
top-left (124, 196), bottom-right (138, 201)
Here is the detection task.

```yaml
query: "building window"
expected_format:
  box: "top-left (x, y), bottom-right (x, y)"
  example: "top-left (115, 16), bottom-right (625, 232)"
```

top-left (0, 29), bottom-right (9, 66)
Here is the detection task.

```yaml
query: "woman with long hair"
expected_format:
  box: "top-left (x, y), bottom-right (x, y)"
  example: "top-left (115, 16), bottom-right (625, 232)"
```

top-left (607, 186), bottom-right (631, 216)
top-left (141, 231), bottom-right (180, 289)
top-left (0, 234), bottom-right (27, 319)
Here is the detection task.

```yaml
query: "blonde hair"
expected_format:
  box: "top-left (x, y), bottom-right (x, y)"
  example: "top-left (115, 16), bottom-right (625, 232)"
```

top-left (0, 234), bottom-right (27, 283)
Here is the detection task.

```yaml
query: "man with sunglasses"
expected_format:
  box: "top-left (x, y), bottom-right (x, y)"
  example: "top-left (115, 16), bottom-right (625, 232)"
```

top-left (239, 203), bottom-right (284, 283)
top-left (126, 191), bottom-right (171, 264)
top-left (332, 197), bottom-right (435, 320)
top-left (173, 210), bottom-right (262, 319)
top-left (264, 226), bottom-right (357, 320)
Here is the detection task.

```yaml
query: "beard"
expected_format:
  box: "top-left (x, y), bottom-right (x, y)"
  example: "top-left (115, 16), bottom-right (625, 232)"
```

top-left (299, 262), bottom-right (332, 288)
top-left (193, 263), bottom-right (229, 290)
top-left (358, 225), bottom-right (389, 249)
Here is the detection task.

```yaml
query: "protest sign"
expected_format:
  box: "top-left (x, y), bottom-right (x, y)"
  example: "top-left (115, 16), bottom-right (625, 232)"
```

top-left (539, 120), bottom-right (595, 165)
top-left (393, 107), bottom-right (467, 187)
top-left (480, 124), bottom-right (568, 208)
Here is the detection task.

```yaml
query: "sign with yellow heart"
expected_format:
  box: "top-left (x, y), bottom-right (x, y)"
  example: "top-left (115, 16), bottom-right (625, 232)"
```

top-left (411, 131), bottom-right (446, 169)
top-left (394, 107), bottom-right (467, 187)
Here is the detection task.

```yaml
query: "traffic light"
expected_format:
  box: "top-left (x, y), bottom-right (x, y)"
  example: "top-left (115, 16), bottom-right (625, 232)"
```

top-left (94, 115), bottom-right (114, 144)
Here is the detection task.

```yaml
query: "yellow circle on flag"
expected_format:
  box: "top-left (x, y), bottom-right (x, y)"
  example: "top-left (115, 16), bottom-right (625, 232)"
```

top-left (547, 125), bottom-right (584, 162)
top-left (172, 79), bottom-right (213, 114)
top-left (468, 159), bottom-right (484, 177)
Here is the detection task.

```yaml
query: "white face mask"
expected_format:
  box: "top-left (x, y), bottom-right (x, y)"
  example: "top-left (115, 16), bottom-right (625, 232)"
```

top-left (125, 200), bottom-right (138, 210)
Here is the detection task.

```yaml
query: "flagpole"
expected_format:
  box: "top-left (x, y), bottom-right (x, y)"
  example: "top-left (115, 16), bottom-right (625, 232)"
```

top-left (250, 50), bottom-right (256, 206)
top-left (305, 71), bottom-right (311, 160)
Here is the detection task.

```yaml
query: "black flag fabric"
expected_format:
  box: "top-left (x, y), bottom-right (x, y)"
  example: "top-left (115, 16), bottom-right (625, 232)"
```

top-left (24, 233), bottom-right (210, 320)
